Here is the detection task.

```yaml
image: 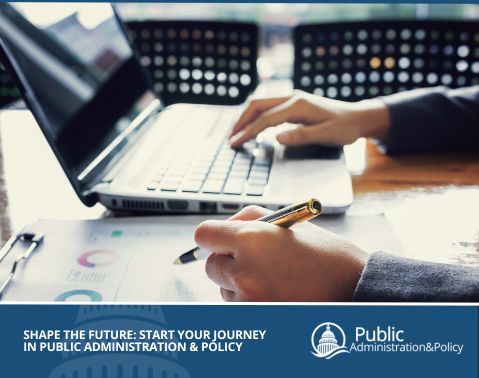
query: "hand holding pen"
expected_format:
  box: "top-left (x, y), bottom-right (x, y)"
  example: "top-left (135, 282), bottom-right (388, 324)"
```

top-left (174, 199), bottom-right (323, 264)
top-left (186, 200), bottom-right (368, 302)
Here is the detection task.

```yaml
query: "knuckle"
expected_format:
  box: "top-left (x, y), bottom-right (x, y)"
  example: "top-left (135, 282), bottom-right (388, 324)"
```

top-left (246, 100), bottom-right (261, 114)
top-left (293, 97), bottom-right (309, 108)
top-left (249, 98), bottom-right (261, 107)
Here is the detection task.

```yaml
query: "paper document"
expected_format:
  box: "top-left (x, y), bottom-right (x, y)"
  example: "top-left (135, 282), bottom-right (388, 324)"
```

top-left (0, 215), bottom-right (401, 302)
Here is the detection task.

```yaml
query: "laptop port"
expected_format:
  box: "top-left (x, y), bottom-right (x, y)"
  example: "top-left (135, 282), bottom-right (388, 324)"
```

top-left (167, 200), bottom-right (188, 211)
top-left (222, 203), bottom-right (240, 210)
top-left (200, 202), bottom-right (217, 213)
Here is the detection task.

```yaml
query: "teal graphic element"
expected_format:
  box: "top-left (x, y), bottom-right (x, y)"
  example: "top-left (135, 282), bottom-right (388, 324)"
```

top-left (111, 230), bottom-right (123, 238)
top-left (54, 290), bottom-right (103, 302)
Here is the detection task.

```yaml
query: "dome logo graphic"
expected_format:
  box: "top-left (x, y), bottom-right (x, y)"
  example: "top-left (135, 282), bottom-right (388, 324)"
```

top-left (311, 322), bottom-right (350, 359)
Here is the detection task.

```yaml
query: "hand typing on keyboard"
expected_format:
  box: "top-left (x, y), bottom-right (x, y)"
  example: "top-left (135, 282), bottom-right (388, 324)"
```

top-left (229, 90), bottom-right (390, 148)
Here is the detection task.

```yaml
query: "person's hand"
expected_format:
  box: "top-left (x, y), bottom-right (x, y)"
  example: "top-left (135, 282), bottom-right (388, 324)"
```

top-left (194, 206), bottom-right (368, 302)
top-left (229, 90), bottom-right (391, 148)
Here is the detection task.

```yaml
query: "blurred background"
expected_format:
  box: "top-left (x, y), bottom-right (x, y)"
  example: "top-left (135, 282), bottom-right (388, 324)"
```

top-left (118, 3), bottom-right (479, 79)
top-left (2, 3), bottom-right (479, 106)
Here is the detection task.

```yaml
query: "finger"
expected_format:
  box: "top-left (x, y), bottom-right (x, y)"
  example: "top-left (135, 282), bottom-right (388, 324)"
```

top-left (275, 124), bottom-right (327, 146)
top-left (194, 220), bottom-right (240, 255)
top-left (230, 97), bottom-right (291, 137)
top-left (220, 287), bottom-right (237, 302)
top-left (205, 253), bottom-right (236, 291)
top-left (229, 98), bottom-right (311, 148)
top-left (227, 205), bottom-right (273, 221)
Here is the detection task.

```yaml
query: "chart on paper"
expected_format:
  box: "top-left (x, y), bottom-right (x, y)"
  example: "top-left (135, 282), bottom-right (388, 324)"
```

top-left (1, 217), bottom-right (222, 302)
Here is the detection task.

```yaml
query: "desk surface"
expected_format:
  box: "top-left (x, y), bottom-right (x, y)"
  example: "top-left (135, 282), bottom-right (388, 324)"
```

top-left (1, 109), bottom-right (479, 267)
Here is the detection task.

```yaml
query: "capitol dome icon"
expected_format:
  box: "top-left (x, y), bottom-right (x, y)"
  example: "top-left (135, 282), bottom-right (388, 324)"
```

top-left (311, 322), bottom-right (350, 359)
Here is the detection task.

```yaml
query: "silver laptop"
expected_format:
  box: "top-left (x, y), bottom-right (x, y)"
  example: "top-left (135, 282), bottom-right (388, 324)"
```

top-left (0, 3), bottom-right (352, 214)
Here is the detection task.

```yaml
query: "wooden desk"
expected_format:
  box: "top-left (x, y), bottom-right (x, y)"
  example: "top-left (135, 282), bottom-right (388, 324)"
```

top-left (1, 110), bottom-right (479, 267)
top-left (354, 143), bottom-right (479, 192)
top-left (350, 142), bottom-right (479, 266)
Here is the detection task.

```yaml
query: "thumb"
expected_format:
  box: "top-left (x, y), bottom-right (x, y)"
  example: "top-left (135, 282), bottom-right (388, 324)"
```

top-left (276, 124), bottom-right (328, 146)
top-left (276, 122), bottom-right (358, 146)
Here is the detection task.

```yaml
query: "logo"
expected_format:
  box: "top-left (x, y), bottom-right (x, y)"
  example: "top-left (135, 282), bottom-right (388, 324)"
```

top-left (311, 322), bottom-right (350, 359)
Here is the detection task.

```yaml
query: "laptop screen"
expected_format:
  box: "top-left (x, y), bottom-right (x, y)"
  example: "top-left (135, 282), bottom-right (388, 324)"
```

top-left (0, 3), bottom-right (157, 202)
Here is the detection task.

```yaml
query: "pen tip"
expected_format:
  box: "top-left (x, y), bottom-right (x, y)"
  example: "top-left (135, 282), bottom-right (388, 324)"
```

top-left (173, 257), bottom-right (182, 265)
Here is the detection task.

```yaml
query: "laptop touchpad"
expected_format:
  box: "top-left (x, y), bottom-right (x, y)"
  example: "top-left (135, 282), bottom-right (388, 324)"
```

top-left (284, 144), bottom-right (340, 160)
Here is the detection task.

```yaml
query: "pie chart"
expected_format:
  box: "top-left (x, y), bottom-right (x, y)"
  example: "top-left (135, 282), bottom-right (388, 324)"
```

top-left (77, 249), bottom-right (119, 268)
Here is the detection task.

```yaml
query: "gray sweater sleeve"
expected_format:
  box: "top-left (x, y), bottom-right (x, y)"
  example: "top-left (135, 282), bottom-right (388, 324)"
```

top-left (354, 252), bottom-right (479, 302)
top-left (380, 85), bottom-right (479, 154)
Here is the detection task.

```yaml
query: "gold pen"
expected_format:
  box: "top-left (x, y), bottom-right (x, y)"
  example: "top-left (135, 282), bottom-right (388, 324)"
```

top-left (173, 198), bottom-right (322, 265)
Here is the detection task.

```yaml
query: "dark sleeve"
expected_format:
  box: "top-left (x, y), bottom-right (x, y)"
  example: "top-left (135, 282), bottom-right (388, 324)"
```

top-left (353, 252), bottom-right (479, 302)
top-left (379, 85), bottom-right (479, 154)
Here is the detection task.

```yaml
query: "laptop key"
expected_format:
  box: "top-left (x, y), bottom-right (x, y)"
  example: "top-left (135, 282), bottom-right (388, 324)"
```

top-left (253, 157), bottom-right (271, 166)
top-left (250, 165), bottom-right (270, 174)
top-left (245, 184), bottom-right (265, 196)
top-left (154, 166), bottom-right (169, 175)
top-left (160, 181), bottom-right (180, 192)
top-left (184, 172), bottom-right (207, 181)
top-left (165, 169), bottom-right (187, 178)
top-left (249, 170), bottom-right (269, 180)
top-left (229, 171), bottom-right (249, 180)
top-left (230, 163), bottom-right (250, 171)
top-left (182, 180), bottom-right (204, 193)
top-left (242, 140), bottom-right (257, 150)
top-left (191, 167), bottom-right (210, 176)
top-left (163, 174), bottom-right (186, 183)
top-left (247, 177), bottom-right (268, 186)
top-left (151, 173), bottom-right (165, 182)
top-left (208, 172), bottom-right (228, 181)
top-left (146, 182), bottom-right (159, 191)
top-left (202, 180), bottom-right (224, 194)
top-left (232, 160), bottom-right (251, 168)
top-left (223, 179), bottom-right (245, 195)
top-left (192, 162), bottom-right (211, 170)
top-left (210, 166), bottom-right (229, 174)
top-left (211, 165), bottom-right (232, 175)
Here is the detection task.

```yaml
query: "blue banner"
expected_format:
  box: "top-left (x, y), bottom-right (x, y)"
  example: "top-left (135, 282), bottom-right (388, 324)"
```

top-left (0, 305), bottom-right (477, 377)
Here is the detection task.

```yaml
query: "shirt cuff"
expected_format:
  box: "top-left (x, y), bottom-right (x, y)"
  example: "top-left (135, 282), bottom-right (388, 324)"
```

top-left (377, 86), bottom-right (448, 154)
top-left (353, 252), bottom-right (479, 302)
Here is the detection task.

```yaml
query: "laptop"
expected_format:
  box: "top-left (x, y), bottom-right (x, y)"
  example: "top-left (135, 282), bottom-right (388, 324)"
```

top-left (0, 3), bottom-right (353, 214)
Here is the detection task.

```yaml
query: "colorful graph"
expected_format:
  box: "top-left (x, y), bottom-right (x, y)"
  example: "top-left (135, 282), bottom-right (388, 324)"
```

top-left (77, 249), bottom-right (119, 268)
top-left (55, 289), bottom-right (102, 302)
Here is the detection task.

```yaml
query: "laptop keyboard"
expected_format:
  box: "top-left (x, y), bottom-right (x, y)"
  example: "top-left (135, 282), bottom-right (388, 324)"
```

top-left (145, 109), bottom-right (273, 196)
